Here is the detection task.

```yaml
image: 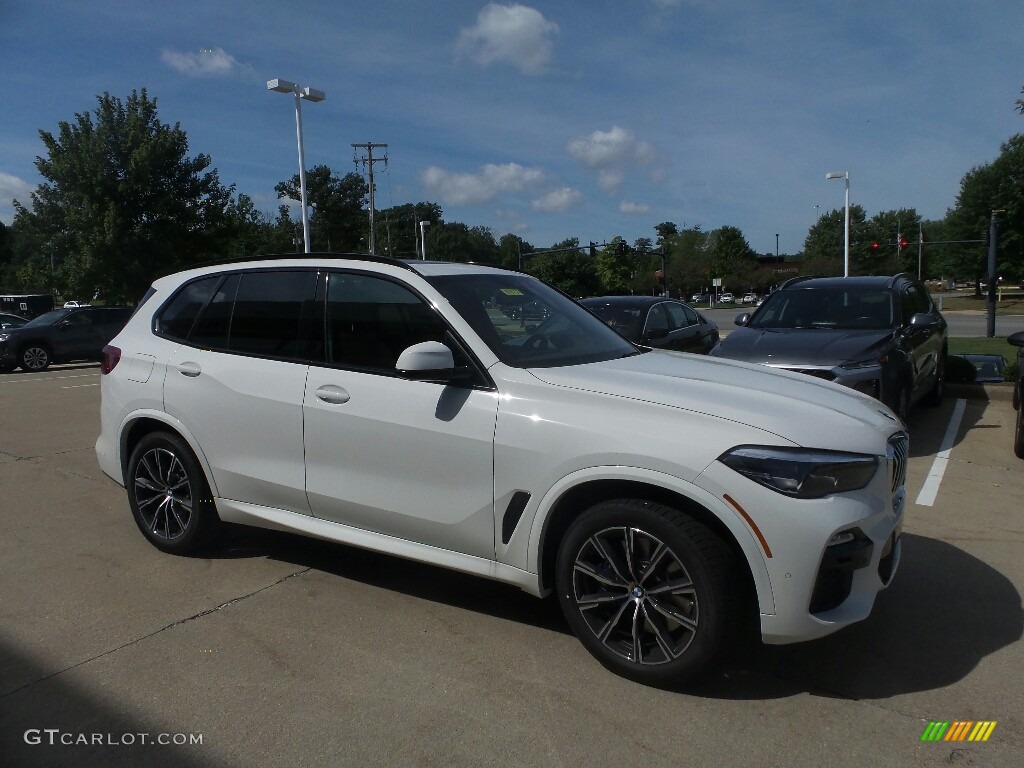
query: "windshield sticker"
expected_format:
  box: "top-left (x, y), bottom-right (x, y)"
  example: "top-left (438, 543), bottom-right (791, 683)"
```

top-left (499, 288), bottom-right (525, 296)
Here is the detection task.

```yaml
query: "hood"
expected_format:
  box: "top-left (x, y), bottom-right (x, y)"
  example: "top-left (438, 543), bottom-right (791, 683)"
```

top-left (527, 350), bottom-right (901, 453)
top-left (711, 327), bottom-right (894, 366)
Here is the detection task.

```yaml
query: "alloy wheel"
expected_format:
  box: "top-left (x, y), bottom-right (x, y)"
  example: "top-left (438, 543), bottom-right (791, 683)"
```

top-left (133, 447), bottom-right (194, 540)
top-left (571, 526), bottom-right (699, 665)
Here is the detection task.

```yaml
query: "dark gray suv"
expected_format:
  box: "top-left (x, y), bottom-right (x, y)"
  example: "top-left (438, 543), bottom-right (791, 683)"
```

top-left (710, 274), bottom-right (947, 422)
top-left (0, 306), bottom-right (131, 372)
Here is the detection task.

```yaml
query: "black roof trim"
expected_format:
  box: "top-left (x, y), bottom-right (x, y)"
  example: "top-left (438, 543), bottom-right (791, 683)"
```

top-left (194, 252), bottom-right (419, 272)
top-left (778, 272), bottom-right (916, 290)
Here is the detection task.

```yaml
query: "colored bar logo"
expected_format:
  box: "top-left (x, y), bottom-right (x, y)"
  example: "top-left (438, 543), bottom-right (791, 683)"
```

top-left (921, 721), bottom-right (997, 742)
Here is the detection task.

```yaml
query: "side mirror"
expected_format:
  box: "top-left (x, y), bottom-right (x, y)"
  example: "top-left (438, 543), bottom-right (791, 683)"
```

top-left (395, 341), bottom-right (468, 382)
top-left (909, 312), bottom-right (935, 329)
top-left (735, 313), bottom-right (751, 327)
top-left (1008, 330), bottom-right (1024, 348)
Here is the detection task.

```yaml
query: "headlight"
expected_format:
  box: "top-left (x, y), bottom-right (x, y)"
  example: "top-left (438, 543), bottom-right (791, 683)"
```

top-left (719, 445), bottom-right (878, 499)
top-left (839, 355), bottom-right (886, 370)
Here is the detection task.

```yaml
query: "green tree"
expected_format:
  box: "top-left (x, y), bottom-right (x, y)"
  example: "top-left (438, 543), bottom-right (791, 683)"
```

top-left (945, 134), bottom-right (1024, 287)
top-left (11, 89), bottom-right (233, 302)
top-left (661, 225), bottom-right (710, 297)
top-left (373, 202), bottom-right (443, 258)
top-left (803, 206), bottom-right (869, 276)
top-left (707, 226), bottom-right (757, 291)
top-left (275, 166), bottom-right (368, 252)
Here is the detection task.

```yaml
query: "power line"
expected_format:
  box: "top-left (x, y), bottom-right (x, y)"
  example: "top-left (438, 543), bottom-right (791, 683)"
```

top-left (352, 142), bottom-right (388, 254)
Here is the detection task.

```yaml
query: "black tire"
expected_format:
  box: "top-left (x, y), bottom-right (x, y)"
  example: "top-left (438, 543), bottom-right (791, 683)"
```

top-left (555, 498), bottom-right (739, 687)
top-left (127, 432), bottom-right (219, 554)
top-left (19, 344), bottom-right (51, 372)
top-left (923, 351), bottom-right (946, 408)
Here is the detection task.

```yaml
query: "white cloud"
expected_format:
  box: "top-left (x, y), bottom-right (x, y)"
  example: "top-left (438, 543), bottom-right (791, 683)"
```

top-left (567, 127), bottom-right (657, 191)
top-left (161, 47), bottom-right (242, 77)
top-left (619, 201), bottom-right (651, 215)
top-left (0, 172), bottom-right (34, 207)
top-left (422, 162), bottom-right (545, 205)
top-left (457, 3), bottom-right (559, 76)
top-left (532, 186), bottom-right (583, 212)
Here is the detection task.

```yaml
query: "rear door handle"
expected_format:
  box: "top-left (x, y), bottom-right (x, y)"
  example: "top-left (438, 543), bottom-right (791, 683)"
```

top-left (315, 385), bottom-right (351, 404)
top-left (177, 362), bottom-right (201, 377)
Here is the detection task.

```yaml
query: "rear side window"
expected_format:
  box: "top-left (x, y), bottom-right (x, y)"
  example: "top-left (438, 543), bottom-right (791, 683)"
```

top-left (227, 271), bottom-right (318, 359)
top-left (190, 275), bottom-right (239, 350)
top-left (158, 276), bottom-right (223, 341)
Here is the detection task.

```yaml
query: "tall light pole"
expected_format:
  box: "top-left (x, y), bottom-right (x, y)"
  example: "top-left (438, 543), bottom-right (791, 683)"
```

top-left (826, 171), bottom-right (850, 277)
top-left (419, 220), bottom-right (430, 260)
top-left (268, 79), bottom-right (325, 253)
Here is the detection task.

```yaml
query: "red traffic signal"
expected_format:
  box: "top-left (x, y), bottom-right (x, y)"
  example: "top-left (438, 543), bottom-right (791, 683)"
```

top-left (870, 242), bottom-right (880, 250)
top-left (899, 238), bottom-right (908, 250)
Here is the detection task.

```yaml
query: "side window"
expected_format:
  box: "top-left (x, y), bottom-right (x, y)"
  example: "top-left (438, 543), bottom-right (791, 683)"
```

top-left (644, 304), bottom-right (669, 335)
top-left (64, 312), bottom-right (92, 327)
top-left (665, 302), bottom-right (696, 329)
top-left (158, 276), bottom-right (222, 341)
top-left (190, 275), bottom-right (239, 351)
top-left (901, 287), bottom-right (928, 322)
top-left (325, 273), bottom-right (450, 372)
top-left (226, 271), bottom-right (319, 360)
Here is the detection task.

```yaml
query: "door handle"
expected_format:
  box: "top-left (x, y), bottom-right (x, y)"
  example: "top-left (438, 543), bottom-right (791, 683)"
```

top-left (315, 385), bottom-right (351, 404)
top-left (177, 362), bottom-right (201, 377)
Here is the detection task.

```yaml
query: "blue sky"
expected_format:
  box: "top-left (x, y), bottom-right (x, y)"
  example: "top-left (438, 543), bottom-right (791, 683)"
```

top-left (1, 0), bottom-right (1022, 255)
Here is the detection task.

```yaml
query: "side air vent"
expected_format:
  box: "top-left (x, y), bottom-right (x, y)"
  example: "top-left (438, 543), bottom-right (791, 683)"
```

top-left (501, 491), bottom-right (532, 544)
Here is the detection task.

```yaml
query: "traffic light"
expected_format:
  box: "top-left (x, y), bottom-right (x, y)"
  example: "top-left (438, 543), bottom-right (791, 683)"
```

top-left (899, 238), bottom-right (908, 251)
top-left (616, 241), bottom-right (627, 256)
top-left (870, 242), bottom-right (880, 251)
top-left (589, 241), bottom-right (597, 258)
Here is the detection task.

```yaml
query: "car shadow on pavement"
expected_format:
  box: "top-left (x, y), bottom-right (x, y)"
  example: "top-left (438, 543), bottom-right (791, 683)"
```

top-left (215, 524), bottom-right (571, 636)
top-left (213, 527), bottom-right (1021, 701)
top-left (0, 636), bottom-right (210, 768)
top-left (0, 362), bottom-right (100, 376)
top-left (695, 532), bottom-right (1023, 699)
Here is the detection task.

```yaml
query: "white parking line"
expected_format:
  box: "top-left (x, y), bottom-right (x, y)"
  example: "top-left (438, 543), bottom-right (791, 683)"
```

top-left (61, 383), bottom-right (99, 389)
top-left (914, 398), bottom-right (966, 507)
top-left (0, 373), bottom-right (99, 385)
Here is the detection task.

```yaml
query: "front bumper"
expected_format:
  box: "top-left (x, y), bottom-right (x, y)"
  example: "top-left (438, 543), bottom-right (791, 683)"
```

top-left (696, 432), bottom-right (907, 644)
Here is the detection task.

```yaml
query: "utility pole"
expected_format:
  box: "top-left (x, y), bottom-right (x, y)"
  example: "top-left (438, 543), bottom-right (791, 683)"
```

top-left (987, 210), bottom-right (1003, 338)
top-left (352, 142), bottom-right (388, 254)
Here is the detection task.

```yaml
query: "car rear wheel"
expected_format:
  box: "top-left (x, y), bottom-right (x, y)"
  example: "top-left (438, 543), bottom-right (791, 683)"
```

top-left (555, 499), bottom-right (739, 687)
top-left (19, 345), bottom-right (51, 372)
top-left (127, 432), bottom-right (219, 554)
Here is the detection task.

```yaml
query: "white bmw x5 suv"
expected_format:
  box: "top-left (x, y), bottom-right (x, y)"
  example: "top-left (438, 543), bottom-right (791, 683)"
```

top-left (96, 254), bottom-right (907, 686)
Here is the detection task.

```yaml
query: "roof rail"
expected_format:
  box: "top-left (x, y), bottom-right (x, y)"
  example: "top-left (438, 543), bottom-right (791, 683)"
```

top-left (194, 252), bottom-right (418, 272)
top-left (778, 275), bottom-right (822, 289)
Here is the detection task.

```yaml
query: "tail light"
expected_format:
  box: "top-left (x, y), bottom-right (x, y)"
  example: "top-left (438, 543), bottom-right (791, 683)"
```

top-left (101, 345), bottom-right (121, 374)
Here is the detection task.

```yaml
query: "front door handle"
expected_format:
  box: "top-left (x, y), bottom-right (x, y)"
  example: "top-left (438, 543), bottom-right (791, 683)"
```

top-left (177, 362), bottom-right (201, 377)
top-left (315, 385), bottom-right (351, 404)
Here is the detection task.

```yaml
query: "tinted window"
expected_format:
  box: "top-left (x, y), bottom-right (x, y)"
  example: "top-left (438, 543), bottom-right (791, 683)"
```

top-left (228, 271), bottom-right (318, 359)
top-left (189, 275), bottom-right (239, 350)
top-left (751, 287), bottom-right (894, 330)
top-left (23, 309), bottom-right (70, 328)
top-left (645, 305), bottom-right (669, 334)
top-left (665, 302), bottom-right (696, 329)
top-left (324, 273), bottom-right (451, 371)
top-left (158, 276), bottom-right (222, 341)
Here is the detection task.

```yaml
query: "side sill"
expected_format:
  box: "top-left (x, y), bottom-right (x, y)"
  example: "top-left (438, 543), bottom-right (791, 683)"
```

top-left (216, 498), bottom-right (545, 597)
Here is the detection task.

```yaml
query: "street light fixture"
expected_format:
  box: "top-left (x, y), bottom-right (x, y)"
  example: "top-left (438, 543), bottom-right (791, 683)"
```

top-left (419, 220), bottom-right (430, 260)
top-left (267, 78), bottom-right (326, 254)
top-left (826, 171), bottom-right (850, 277)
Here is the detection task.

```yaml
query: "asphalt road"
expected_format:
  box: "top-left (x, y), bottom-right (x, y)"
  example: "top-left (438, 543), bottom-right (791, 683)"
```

top-left (1, 365), bottom-right (1022, 767)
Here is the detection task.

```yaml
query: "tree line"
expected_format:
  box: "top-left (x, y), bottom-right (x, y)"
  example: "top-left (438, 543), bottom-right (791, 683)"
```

top-left (1, 88), bottom-right (1021, 304)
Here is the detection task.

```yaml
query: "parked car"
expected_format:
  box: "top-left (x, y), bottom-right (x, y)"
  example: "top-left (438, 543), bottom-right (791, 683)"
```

top-left (97, 254), bottom-right (908, 687)
top-left (580, 296), bottom-right (719, 353)
top-left (0, 306), bottom-right (132, 372)
top-left (63, 300), bottom-right (91, 308)
top-left (710, 274), bottom-right (947, 422)
top-left (0, 312), bottom-right (28, 330)
top-left (719, 292), bottom-right (735, 303)
top-left (1009, 331), bottom-right (1024, 459)
top-left (741, 292), bottom-right (758, 304)
top-left (957, 354), bottom-right (1006, 383)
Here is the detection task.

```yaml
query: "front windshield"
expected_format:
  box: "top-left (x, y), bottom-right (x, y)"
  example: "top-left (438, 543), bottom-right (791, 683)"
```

top-left (23, 309), bottom-right (70, 328)
top-left (426, 273), bottom-right (640, 368)
top-left (749, 287), bottom-right (894, 330)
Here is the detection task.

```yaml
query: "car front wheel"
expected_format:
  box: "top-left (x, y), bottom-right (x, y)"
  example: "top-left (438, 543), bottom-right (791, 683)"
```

top-left (555, 499), bottom-right (739, 687)
top-left (19, 345), bottom-right (51, 372)
top-left (127, 432), bottom-right (219, 554)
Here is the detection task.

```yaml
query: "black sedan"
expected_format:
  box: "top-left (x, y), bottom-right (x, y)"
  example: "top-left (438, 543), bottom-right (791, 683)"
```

top-left (1009, 331), bottom-right (1024, 459)
top-left (580, 296), bottom-right (719, 354)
